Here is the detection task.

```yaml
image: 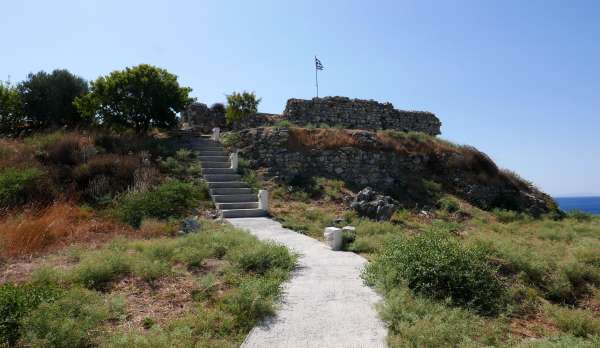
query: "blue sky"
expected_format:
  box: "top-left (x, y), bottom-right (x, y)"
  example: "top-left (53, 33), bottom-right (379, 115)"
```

top-left (2, 0), bottom-right (599, 196)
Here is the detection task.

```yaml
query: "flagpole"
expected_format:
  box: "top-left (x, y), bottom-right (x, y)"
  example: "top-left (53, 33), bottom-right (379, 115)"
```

top-left (315, 56), bottom-right (319, 98)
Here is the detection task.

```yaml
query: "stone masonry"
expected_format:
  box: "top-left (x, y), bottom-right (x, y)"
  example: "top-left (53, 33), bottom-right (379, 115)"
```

top-left (283, 97), bottom-right (442, 135)
top-left (234, 127), bottom-right (553, 216)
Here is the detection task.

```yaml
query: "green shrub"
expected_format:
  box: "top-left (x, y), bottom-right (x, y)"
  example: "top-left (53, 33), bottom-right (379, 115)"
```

top-left (116, 179), bottom-right (207, 227)
top-left (221, 277), bottom-right (281, 331)
top-left (225, 91), bottom-right (261, 126)
top-left (437, 196), bottom-right (460, 213)
top-left (71, 250), bottom-right (132, 290)
top-left (0, 283), bottom-right (60, 346)
top-left (547, 305), bottom-right (600, 338)
top-left (220, 132), bottom-right (241, 149)
top-left (233, 243), bottom-right (296, 275)
top-left (365, 230), bottom-right (507, 315)
top-left (382, 288), bottom-right (503, 347)
top-left (493, 209), bottom-right (525, 223)
top-left (567, 210), bottom-right (593, 222)
top-left (0, 167), bottom-right (45, 208)
top-left (20, 288), bottom-right (111, 348)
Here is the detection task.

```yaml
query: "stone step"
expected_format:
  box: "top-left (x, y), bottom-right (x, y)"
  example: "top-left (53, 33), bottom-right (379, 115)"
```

top-left (199, 156), bottom-right (229, 162)
top-left (204, 174), bottom-right (242, 182)
top-left (221, 209), bottom-right (267, 218)
top-left (208, 181), bottom-right (249, 189)
top-left (211, 187), bottom-right (252, 195)
top-left (203, 168), bottom-right (236, 175)
top-left (201, 162), bottom-right (231, 169)
top-left (197, 150), bottom-right (226, 156)
top-left (212, 194), bottom-right (257, 203)
top-left (217, 202), bottom-right (259, 210)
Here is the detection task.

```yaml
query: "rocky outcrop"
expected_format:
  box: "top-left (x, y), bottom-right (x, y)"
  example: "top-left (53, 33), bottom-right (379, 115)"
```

top-left (283, 97), bottom-right (441, 135)
top-left (350, 187), bottom-right (399, 221)
top-left (234, 127), bottom-right (556, 216)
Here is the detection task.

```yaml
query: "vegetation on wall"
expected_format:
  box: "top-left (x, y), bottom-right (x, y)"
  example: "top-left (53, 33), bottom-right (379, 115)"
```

top-left (225, 91), bottom-right (261, 126)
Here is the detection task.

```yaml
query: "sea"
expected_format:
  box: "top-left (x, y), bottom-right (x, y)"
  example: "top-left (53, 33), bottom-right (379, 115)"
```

top-left (555, 196), bottom-right (600, 215)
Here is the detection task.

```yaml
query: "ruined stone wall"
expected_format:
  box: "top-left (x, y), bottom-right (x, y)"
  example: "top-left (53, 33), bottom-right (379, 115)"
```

top-left (233, 127), bottom-right (553, 216)
top-left (283, 97), bottom-right (442, 135)
top-left (180, 103), bottom-right (225, 133)
top-left (181, 102), bottom-right (279, 133)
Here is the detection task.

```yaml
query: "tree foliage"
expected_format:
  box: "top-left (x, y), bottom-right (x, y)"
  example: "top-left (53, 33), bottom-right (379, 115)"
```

top-left (75, 64), bottom-right (193, 133)
top-left (17, 70), bottom-right (89, 129)
top-left (225, 91), bottom-right (261, 126)
top-left (0, 82), bottom-right (24, 134)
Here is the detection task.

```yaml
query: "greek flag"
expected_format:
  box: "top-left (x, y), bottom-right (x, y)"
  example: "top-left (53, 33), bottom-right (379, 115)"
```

top-left (315, 57), bottom-right (324, 70)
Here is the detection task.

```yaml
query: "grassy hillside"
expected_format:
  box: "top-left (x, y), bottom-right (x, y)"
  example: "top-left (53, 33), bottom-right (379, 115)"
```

top-left (256, 172), bottom-right (600, 347)
top-left (0, 131), bottom-right (296, 347)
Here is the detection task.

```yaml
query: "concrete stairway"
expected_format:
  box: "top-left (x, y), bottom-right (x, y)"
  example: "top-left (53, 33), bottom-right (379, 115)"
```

top-left (192, 135), bottom-right (267, 218)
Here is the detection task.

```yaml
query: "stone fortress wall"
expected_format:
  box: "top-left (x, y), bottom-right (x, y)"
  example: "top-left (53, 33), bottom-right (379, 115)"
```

top-left (282, 97), bottom-right (441, 135)
top-left (182, 96), bottom-right (442, 135)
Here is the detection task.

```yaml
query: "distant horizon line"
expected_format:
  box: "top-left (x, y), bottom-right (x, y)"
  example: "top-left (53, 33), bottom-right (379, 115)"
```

top-left (553, 194), bottom-right (600, 198)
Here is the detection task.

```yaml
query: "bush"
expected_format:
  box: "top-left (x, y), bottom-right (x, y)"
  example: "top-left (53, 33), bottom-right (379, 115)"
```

top-left (116, 179), bottom-right (207, 227)
top-left (567, 210), bottom-right (593, 222)
top-left (20, 288), bottom-right (111, 348)
top-left (0, 167), bottom-right (45, 208)
top-left (225, 91), bottom-right (261, 126)
top-left (17, 69), bottom-right (89, 129)
top-left (71, 250), bottom-right (132, 290)
top-left (365, 230), bottom-right (507, 315)
top-left (437, 196), bottom-right (460, 213)
top-left (74, 154), bottom-right (140, 199)
top-left (75, 64), bottom-right (193, 133)
top-left (493, 209), bottom-right (527, 223)
top-left (41, 133), bottom-right (83, 166)
top-left (233, 243), bottom-right (296, 275)
top-left (0, 283), bottom-right (60, 346)
top-left (547, 305), bottom-right (600, 338)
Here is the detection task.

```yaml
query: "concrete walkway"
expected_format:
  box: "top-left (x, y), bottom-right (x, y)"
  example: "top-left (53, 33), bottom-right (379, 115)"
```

top-left (227, 217), bottom-right (387, 348)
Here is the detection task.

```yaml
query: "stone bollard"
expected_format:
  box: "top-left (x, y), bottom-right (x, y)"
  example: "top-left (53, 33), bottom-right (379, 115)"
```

top-left (258, 190), bottom-right (269, 211)
top-left (211, 127), bottom-right (220, 141)
top-left (230, 151), bottom-right (239, 170)
top-left (324, 227), bottom-right (343, 251)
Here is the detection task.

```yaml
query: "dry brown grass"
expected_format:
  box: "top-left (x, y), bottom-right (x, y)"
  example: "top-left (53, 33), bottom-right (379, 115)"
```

top-left (287, 127), bottom-right (462, 156)
top-left (0, 203), bottom-right (134, 259)
top-left (0, 138), bottom-right (36, 169)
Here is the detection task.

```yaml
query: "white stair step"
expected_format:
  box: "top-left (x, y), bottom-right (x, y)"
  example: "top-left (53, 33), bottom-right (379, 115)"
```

top-left (212, 194), bottom-right (257, 203)
top-left (204, 174), bottom-right (241, 182)
top-left (201, 162), bottom-right (231, 169)
top-left (199, 156), bottom-right (229, 162)
top-left (197, 150), bottom-right (226, 156)
top-left (203, 168), bottom-right (236, 175)
top-left (211, 188), bottom-right (252, 195)
top-left (217, 202), bottom-right (259, 210)
top-left (208, 182), bottom-right (249, 188)
top-left (221, 209), bottom-right (267, 218)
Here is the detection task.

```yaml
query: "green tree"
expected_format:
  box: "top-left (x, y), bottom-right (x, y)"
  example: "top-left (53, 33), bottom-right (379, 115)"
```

top-left (17, 69), bottom-right (89, 129)
top-left (75, 64), bottom-right (193, 133)
top-left (0, 82), bottom-right (24, 134)
top-left (225, 91), bottom-right (261, 126)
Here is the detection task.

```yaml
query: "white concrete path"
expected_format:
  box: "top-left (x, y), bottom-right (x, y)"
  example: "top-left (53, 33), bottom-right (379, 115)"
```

top-left (227, 217), bottom-right (387, 348)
